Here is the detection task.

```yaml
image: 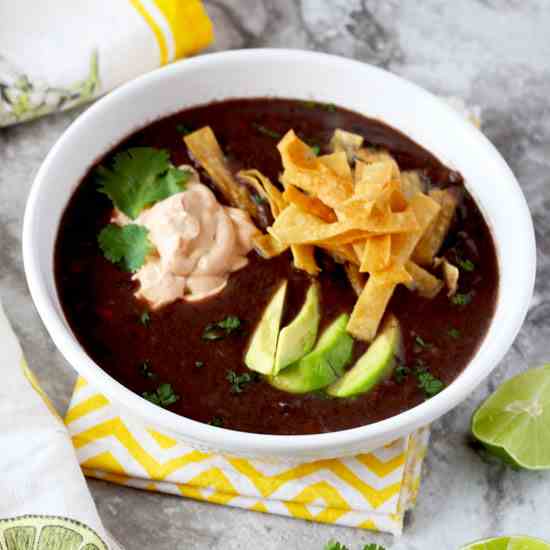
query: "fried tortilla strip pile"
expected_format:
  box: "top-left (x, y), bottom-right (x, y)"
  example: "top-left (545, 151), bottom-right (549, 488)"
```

top-left (184, 126), bottom-right (460, 342)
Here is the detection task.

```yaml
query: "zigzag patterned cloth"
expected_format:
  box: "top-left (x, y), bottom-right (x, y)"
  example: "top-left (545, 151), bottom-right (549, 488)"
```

top-left (65, 378), bottom-right (429, 535)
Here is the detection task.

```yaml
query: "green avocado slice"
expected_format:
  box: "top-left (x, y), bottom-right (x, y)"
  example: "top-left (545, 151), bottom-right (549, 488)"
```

top-left (245, 281), bottom-right (287, 374)
top-left (269, 313), bottom-right (353, 394)
top-left (274, 283), bottom-right (321, 375)
top-left (327, 314), bottom-right (401, 398)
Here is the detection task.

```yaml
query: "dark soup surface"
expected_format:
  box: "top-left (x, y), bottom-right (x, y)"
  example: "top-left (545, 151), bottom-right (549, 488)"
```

top-left (55, 98), bottom-right (498, 435)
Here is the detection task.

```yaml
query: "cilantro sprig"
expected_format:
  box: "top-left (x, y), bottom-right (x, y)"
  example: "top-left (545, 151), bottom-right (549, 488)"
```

top-left (97, 147), bottom-right (191, 220)
top-left (98, 224), bottom-right (153, 272)
top-left (202, 316), bottom-right (243, 341)
top-left (142, 383), bottom-right (180, 407)
top-left (226, 370), bottom-right (259, 394)
top-left (324, 541), bottom-right (385, 550)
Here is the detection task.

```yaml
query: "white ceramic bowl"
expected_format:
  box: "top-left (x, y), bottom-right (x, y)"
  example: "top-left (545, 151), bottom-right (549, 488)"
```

top-left (23, 49), bottom-right (536, 461)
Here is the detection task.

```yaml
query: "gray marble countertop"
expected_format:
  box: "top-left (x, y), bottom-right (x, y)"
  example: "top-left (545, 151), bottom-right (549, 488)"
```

top-left (1, 1), bottom-right (549, 548)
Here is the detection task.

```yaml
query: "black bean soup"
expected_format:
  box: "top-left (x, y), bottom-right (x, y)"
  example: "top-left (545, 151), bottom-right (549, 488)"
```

top-left (55, 98), bottom-right (498, 435)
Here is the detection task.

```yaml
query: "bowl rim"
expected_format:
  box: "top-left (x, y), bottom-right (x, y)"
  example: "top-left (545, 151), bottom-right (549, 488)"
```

top-left (23, 48), bottom-right (536, 456)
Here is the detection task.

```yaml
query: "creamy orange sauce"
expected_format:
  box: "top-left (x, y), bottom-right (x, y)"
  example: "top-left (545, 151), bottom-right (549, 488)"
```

top-left (113, 167), bottom-right (259, 308)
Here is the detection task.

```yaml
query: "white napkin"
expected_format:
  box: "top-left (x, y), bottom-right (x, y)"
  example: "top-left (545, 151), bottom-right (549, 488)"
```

top-left (0, 301), bottom-right (123, 548)
top-left (0, 0), bottom-right (213, 127)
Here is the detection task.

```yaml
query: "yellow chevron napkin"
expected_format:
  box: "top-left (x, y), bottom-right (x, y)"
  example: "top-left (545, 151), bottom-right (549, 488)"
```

top-left (65, 379), bottom-right (429, 535)
top-left (0, 0), bottom-right (213, 126)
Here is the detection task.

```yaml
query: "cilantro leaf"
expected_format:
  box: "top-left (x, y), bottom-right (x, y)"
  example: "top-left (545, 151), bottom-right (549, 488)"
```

top-left (209, 416), bottom-right (224, 427)
top-left (202, 316), bottom-right (243, 341)
top-left (311, 144), bottom-right (321, 156)
top-left (451, 292), bottom-right (472, 306)
top-left (394, 363), bottom-right (410, 384)
top-left (226, 370), bottom-right (258, 394)
top-left (362, 545), bottom-right (386, 550)
top-left (98, 223), bottom-right (153, 272)
top-left (143, 383), bottom-right (180, 407)
top-left (138, 361), bottom-right (156, 379)
top-left (139, 311), bottom-right (150, 326)
top-left (97, 147), bottom-right (190, 219)
top-left (416, 371), bottom-right (445, 397)
top-left (447, 327), bottom-right (461, 339)
top-left (252, 123), bottom-right (282, 139)
top-left (458, 258), bottom-right (475, 272)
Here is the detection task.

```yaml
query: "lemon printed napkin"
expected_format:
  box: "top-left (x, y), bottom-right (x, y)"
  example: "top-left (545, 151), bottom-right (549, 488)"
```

top-left (65, 379), bottom-right (429, 535)
top-left (0, 0), bottom-right (213, 126)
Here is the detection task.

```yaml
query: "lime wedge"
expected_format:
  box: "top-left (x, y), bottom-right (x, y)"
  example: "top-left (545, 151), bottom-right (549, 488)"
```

top-left (472, 365), bottom-right (550, 470)
top-left (0, 516), bottom-right (107, 550)
top-left (461, 536), bottom-right (550, 550)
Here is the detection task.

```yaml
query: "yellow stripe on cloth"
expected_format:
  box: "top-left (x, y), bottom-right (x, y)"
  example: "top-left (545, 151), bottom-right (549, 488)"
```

top-left (153, 0), bottom-right (214, 59)
top-left (130, 0), bottom-right (169, 65)
top-left (65, 377), bottom-right (430, 535)
top-left (130, 0), bottom-right (213, 65)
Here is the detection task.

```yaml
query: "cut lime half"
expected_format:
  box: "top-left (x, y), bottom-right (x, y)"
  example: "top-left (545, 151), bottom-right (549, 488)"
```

top-left (472, 365), bottom-right (550, 470)
top-left (461, 535), bottom-right (550, 550)
top-left (0, 515), bottom-right (107, 550)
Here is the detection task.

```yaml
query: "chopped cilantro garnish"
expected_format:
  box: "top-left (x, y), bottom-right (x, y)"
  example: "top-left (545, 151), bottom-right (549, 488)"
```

top-left (98, 223), bottom-right (153, 272)
top-left (394, 363), bottom-right (411, 384)
top-left (414, 335), bottom-right (432, 351)
top-left (209, 416), bottom-right (224, 427)
top-left (96, 147), bottom-right (191, 219)
top-left (458, 258), bottom-right (475, 272)
top-left (139, 311), bottom-right (150, 326)
top-left (226, 370), bottom-right (258, 394)
top-left (202, 316), bottom-right (243, 341)
top-left (138, 361), bottom-right (156, 379)
top-left (142, 383), bottom-right (179, 407)
top-left (252, 123), bottom-right (282, 139)
top-left (252, 193), bottom-right (267, 205)
top-left (325, 103), bottom-right (337, 112)
top-left (302, 100), bottom-right (318, 110)
top-left (311, 144), bottom-right (321, 156)
top-left (451, 292), bottom-right (472, 306)
top-left (195, 361), bottom-right (204, 369)
top-left (447, 327), bottom-right (461, 339)
top-left (175, 123), bottom-right (192, 135)
top-left (416, 371), bottom-right (445, 397)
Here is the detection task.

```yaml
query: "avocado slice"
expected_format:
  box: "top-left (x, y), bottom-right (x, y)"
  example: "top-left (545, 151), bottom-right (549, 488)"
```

top-left (269, 314), bottom-right (353, 394)
top-left (245, 281), bottom-right (288, 374)
top-left (274, 283), bottom-right (321, 375)
top-left (327, 315), bottom-right (401, 398)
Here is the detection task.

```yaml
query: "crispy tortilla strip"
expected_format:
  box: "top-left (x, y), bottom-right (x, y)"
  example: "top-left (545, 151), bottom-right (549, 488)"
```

top-left (337, 199), bottom-right (419, 234)
top-left (344, 263), bottom-right (366, 296)
top-left (360, 234), bottom-right (392, 273)
top-left (347, 193), bottom-right (440, 341)
top-left (391, 193), bottom-right (441, 266)
top-left (277, 130), bottom-right (353, 207)
top-left (291, 244), bottom-right (320, 275)
top-left (253, 233), bottom-right (288, 259)
top-left (373, 264), bottom-right (413, 285)
top-left (400, 170), bottom-right (426, 200)
top-left (347, 275), bottom-right (395, 342)
top-left (434, 257), bottom-right (459, 297)
top-left (283, 184), bottom-right (337, 222)
top-left (405, 260), bottom-right (444, 299)
top-left (354, 159), bottom-right (393, 188)
top-left (413, 188), bottom-right (458, 265)
top-left (238, 169), bottom-right (286, 218)
top-left (356, 148), bottom-right (400, 179)
top-left (318, 152), bottom-right (353, 183)
top-left (269, 204), bottom-right (367, 245)
top-left (330, 129), bottom-right (364, 162)
top-left (184, 127), bottom-right (259, 220)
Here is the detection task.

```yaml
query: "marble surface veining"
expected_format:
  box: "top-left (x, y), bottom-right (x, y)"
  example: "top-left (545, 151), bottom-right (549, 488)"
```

top-left (1, 1), bottom-right (549, 548)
